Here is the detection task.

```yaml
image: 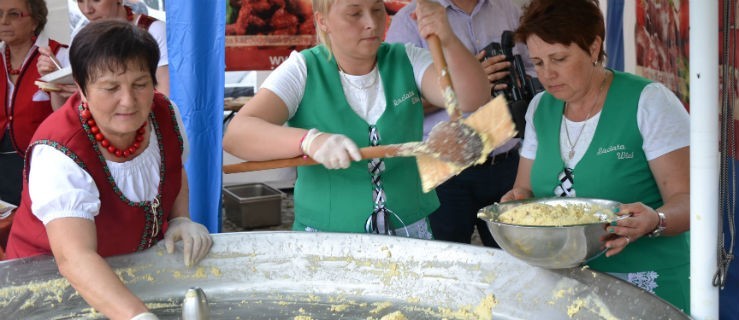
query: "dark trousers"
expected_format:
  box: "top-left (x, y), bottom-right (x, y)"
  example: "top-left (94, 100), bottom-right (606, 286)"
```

top-left (429, 151), bottom-right (519, 247)
top-left (720, 157), bottom-right (739, 320)
top-left (0, 132), bottom-right (23, 206)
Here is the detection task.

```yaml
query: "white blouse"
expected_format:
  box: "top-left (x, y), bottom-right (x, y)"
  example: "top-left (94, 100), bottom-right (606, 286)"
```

top-left (261, 43), bottom-right (432, 125)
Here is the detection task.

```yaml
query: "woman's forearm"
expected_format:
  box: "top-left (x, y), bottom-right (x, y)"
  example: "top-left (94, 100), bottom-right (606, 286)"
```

top-left (443, 37), bottom-right (490, 112)
top-left (59, 251), bottom-right (148, 320)
top-left (223, 115), bottom-right (306, 161)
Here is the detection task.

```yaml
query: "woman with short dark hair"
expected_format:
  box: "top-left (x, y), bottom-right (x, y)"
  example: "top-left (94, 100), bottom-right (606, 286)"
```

top-left (503, 0), bottom-right (690, 312)
top-left (5, 20), bottom-right (212, 320)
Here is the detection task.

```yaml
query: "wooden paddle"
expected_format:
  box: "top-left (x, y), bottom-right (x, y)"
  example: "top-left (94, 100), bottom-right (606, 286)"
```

top-left (425, 34), bottom-right (463, 122)
top-left (222, 131), bottom-right (479, 173)
top-left (223, 144), bottom-right (416, 173)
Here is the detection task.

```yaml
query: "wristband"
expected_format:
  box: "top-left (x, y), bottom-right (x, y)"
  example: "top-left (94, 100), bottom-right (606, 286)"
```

top-left (300, 129), bottom-right (323, 157)
top-left (298, 130), bottom-right (310, 158)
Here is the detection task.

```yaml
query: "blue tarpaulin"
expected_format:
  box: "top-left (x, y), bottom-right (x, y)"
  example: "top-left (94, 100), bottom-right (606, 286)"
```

top-left (605, 0), bottom-right (624, 71)
top-left (165, 2), bottom-right (224, 232)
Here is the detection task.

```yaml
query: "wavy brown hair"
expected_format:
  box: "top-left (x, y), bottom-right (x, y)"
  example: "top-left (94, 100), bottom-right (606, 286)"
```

top-left (515, 0), bottom-right (606, 63)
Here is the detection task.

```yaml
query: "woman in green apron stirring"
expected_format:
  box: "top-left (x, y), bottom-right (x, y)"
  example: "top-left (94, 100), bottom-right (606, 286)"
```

top-left (224, 0), bottom-right (489, 238)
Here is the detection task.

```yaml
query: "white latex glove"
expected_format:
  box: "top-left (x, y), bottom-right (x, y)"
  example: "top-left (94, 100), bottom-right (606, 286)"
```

top-left (164, 217), bottom-right (213, 267)
top-left (308, 132), bottom-right (362, 169)
top-left (130, 312), bottom-right (159, 320)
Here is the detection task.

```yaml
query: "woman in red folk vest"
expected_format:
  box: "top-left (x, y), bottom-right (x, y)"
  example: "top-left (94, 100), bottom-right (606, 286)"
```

top-left (4, 20), bottom-right (212, 320)
top-left (0, 0), bottom-right (66, 259)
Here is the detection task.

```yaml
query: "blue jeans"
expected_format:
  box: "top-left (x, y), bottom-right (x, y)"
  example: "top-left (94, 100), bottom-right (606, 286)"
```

top-left (428, 151), bottom-right (519, 247)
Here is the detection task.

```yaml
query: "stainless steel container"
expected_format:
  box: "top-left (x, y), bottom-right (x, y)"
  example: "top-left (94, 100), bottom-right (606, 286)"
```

top-left (222, 183), bottom-right (282, 228)
top-left (479, 197), bottom-right (620, 269)
top-left (0, 232), bottom-right (688, 319)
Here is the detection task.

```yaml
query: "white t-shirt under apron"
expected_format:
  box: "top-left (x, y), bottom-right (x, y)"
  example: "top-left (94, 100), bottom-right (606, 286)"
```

top-left (260, 43), bottom-right (433, 125)
top-left (519, 82), bottom-right (690, 168)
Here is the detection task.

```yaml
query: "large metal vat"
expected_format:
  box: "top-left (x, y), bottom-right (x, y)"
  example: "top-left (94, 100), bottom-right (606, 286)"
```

top-left (0, 232), bottom-right (688, 319)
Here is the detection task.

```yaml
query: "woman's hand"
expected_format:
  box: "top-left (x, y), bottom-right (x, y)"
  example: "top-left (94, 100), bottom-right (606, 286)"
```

top-left (36, 46), bottom-right (61, 76)
top-left (602, 202), bottom-right (661, 257)
top-left (164, 217), bottom-right (213, 267)
top-left (53, 83), bottom-right (78, 99)
top-left (50, 84), bottom-right (79, 111)
top-left (303, 129), bottom-right (361, 169)
top-left (413, 0), bottom-right (454, 45)
top-left (500, 187), bottom-right (532, 202)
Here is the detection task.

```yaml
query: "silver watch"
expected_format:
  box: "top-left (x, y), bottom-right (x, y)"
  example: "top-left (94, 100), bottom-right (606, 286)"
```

top-left (649, 212), bottom-right (666, 238)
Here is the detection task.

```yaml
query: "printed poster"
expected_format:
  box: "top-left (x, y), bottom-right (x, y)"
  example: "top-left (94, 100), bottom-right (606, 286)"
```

top-left (225, 0), bottom-right (410, 71)
top-left (635, 0), bottom-right (690, 110)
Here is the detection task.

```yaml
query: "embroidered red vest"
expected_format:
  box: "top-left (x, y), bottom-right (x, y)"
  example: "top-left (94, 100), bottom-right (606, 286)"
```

top-left (4, 91), bottom-right (183, 259)
top-left (136, 14), bottom-right (157, 30)
top-left (0, 40), bottom-right (65, 157)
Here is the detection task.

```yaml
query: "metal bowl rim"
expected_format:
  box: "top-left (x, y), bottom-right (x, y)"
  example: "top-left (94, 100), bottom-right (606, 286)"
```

top-left (481, 196), bottom-right (622, 228)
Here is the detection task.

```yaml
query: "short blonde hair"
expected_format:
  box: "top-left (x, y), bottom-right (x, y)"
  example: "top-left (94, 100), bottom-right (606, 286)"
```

top-left (312, 0), bottom-right (337, 59)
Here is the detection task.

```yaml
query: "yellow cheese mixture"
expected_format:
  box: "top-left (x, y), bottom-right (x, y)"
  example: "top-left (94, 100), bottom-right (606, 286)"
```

top-left (498, 203), bottom-right (615, 226)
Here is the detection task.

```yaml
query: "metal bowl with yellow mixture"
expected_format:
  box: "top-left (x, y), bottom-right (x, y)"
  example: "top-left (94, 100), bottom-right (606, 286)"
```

top-left (478, 197), bottom-right (621, 269)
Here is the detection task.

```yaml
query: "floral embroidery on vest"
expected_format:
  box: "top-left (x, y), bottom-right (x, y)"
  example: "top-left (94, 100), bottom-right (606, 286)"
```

top-left (163, 99), bottom-right (184, 153)
top-left (627, 271), bottom-right (659, 293)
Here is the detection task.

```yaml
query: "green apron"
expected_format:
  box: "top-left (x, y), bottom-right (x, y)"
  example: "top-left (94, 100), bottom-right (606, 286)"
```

top-left (530, 70), bottom-right (689, 312)
top-left (288, 43), bottom-right (439, 233)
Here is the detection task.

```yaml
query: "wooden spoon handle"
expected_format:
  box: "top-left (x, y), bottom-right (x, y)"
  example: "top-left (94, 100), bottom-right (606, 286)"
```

top-left (426, 34), bottom-right (462, 122)
top-left (223, 145), bottom-right (410, 173)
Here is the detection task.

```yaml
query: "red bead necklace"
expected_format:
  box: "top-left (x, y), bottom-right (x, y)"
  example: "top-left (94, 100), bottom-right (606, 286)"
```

top-left (4, 46), bottom-right (21, 75)
top-left (81, 106), bottom-right (147, 158)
